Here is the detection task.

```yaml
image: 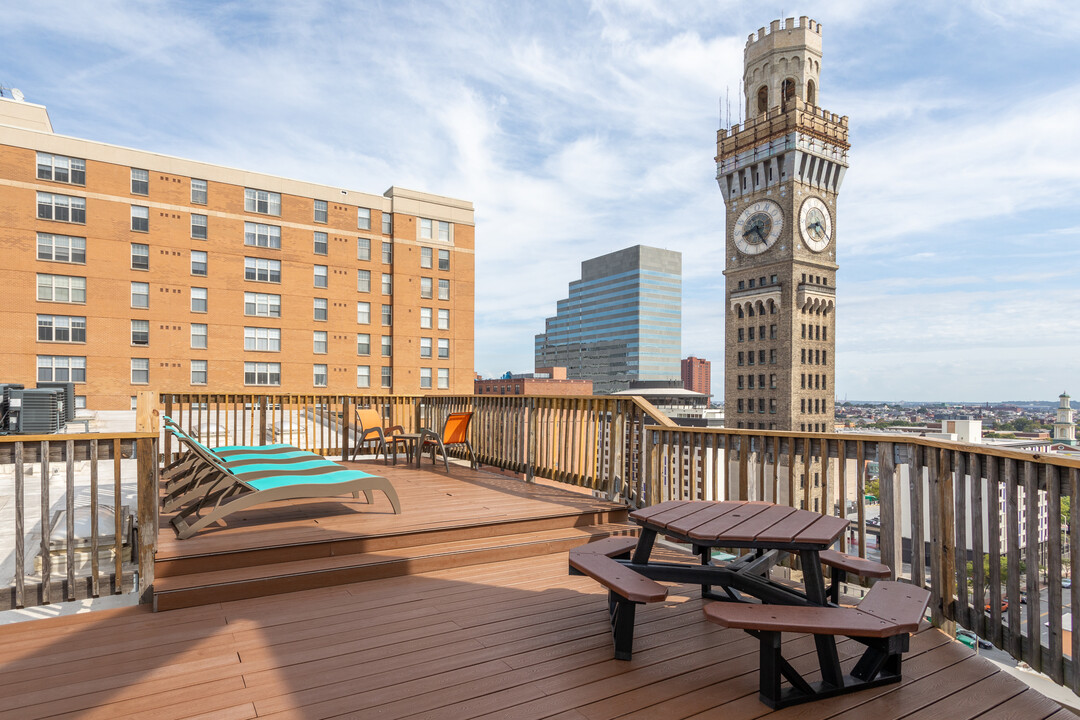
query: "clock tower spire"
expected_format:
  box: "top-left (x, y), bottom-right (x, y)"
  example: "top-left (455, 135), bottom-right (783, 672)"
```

top-left (717, 17), bottom-right (850, 443)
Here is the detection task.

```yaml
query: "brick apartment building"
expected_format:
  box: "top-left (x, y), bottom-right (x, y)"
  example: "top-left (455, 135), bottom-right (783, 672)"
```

top-left (680, 356), bottom-right (711, 396)
top-left (0, 96), bottom-right (474, 409)
top-left (474, 367), bottom-right (592, 396)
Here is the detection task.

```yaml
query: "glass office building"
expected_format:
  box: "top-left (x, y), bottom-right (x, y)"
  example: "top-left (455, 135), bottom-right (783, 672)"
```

top-left (535, 245), bottom-right (681, 394)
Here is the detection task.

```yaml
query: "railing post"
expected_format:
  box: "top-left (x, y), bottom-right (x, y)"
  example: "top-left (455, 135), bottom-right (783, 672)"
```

top-left (163, 394), bottom-right (173, 461)
top-left (526, 396), bottom-right (535, 483)
top-left (136, 436), bottom-right (158, 605)
top-left (878, 442), bottom-right (903, 578)
top-left (136, 390), bottom-right (159, 433)
top-left (259, 396), bottom-right (268, 446)
top-left (341, 396), bottom-right (351, 462)
top-left (939, 448), bottom-right (957, 636)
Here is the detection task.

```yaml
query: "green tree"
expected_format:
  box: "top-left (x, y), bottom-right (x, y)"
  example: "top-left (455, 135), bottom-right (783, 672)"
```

top-left (966, 556), bottom-right (1025, 586)
top-left (865, 478), bottom-right (880, 499)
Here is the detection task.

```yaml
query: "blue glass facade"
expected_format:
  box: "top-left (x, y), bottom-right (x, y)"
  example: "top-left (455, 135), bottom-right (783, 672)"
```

top-left (535, 245), bottom-right (681, 394)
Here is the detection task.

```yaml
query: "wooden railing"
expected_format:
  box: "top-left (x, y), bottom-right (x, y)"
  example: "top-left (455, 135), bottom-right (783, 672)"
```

top-left (162, 393), bottom-right (675, 499)
top-left (0, 432), bottom-right (158, 609)
top-left (647, 426), bottom-right (1080, 693)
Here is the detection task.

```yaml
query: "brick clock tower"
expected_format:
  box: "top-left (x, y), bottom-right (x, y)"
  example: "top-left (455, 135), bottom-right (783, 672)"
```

top-left (717, 16), bottom-right (849, 435)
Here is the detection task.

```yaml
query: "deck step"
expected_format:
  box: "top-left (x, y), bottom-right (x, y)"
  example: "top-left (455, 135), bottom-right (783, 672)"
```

top-left (153, 522), bottom-right (637, 611)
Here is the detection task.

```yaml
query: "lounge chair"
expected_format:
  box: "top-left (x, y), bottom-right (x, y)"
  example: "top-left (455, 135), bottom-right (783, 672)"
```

top-left (166, 434), bottom-right (401, 539)
top-left (419, 412), bottom-right (477, 472)
top-left (351, 408), bottom-right (405, 463)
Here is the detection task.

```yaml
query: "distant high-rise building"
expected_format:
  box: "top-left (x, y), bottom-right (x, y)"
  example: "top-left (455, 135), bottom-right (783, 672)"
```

top-left (681, 356), bottom-right (711, 396)
top-left (534, 245), bottom-right (681, 395)
top-left (717, 16), bottom-right (848, 433)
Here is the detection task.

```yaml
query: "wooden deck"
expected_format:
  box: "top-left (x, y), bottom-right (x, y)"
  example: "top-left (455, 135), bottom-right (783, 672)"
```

top-left (153, 460), bottom-right (631, 610)
top-left (0, 550), bottom-right (1072, 720)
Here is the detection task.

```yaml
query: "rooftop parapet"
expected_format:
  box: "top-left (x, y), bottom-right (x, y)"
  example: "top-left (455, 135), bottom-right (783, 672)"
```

top-left (716, 97), bottom-right (848, 160)
top-left (747, 16), bottom-right (821, 46)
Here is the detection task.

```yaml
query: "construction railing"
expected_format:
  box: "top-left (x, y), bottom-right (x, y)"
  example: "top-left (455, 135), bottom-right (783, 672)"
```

top-left (0, 432), bottom-right (158, 610)
top-left (647, 426), bottom-right (1080, 694)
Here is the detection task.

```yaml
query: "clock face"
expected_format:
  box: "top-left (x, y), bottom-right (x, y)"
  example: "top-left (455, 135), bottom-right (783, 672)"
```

top-left (798, 196), bottom-right (832, 252)
top-left (733, 200), bottom-right (784, 255)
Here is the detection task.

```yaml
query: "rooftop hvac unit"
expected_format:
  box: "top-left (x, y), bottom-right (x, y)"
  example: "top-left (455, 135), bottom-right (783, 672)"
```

top-left (36, 381), bottom-right (75, 423)
top-left (0, 383), bottom-right (25, 433)
top-left (10, 388), bottom-right (64, 434)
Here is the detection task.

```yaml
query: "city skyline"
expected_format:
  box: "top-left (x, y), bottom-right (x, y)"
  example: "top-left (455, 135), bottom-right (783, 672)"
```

top-left (4, 1), bottom-right (1079, 402)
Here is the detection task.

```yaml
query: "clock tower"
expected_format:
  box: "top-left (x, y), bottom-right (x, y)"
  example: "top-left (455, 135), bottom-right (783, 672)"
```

top-left (717, 16), bottom-right (849, 440)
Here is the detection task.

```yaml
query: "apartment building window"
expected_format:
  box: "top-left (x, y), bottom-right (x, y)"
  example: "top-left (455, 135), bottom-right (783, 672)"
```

top-left (737, 306), bottom-right (744, 319)
top-left (420, 308), bottom-right (432, 329)
top-left (313, 364), bottom-right (327, 387)
top-left (245, 222), bottom-right (281, 249)
top-left (38, 355), bottom-right (86, 383)
top-left (758, 398), bottom-right (765, 413)
top-left (314, 199), bottom-right (328, 224)
top-left (191, 213), bottom-right (208, 239)
top-left (420, 218), bottom-right (450, 241)
top-left (356, 365), bottom-right (370, 388)
top-left (737, 328), bottom-right (744, 342)
top-left (130, 243), bottom-right (149, 270)
top-left (382, 213), bottom-right (392, 235)
top-left (438, 338), bottom-right (449, 359)
top-left (37, 192), bottom-right (86, 224)
top-left (801, 373), bottom-right (806, 389)
top-left (822, 351), bottom-right (828, 364)
top-left (244, 327), bottom-right (281, 352)
top-left (191, 250), bottom-right (208, 276)
top-left (382, 241), bottom-right (392, 264)
top-left (822, 376), bottom-right (827, 390)
top-left (244, 188), bottom-right (281, 216)
top-left (420, 218), bottom-right (432, 240)
top-left (130, 168), bottom-right (149, 195)
top-left (356, 333), bottom-right (370, 356)
top-left (244, 292), bottom-right (280, 318)
top-left (37, 233), bottom-right (86, 264)
top-left (358, 208), bottom-right (371, 230)
top-left (437, 309), bottom-right (449, 330)
top-left (419, 277), bottom-right (433, 299)
top-left (191, 178), bottom-right (207, 205)
top-left (381, 335), bottom-right (392, 357)
top-left (244, 362), bottom-right (280, 386)
top-left (823, 327), bottom-right (828, 341)
top-left (314, 298), bottom-right (328, 322)
top-left (737, 352), bottom-right (744, 366)
top-left (420, 368), bottom-right (432, 389)
top-left (737, 375), bottom-right (744, 390)
top-left (381, 304), bottom-right (392, 326)
top-left (314, 265), bottom-right (328, 288)
top-left (312, 330), bottom-right (327, 355)
top-left (437, 368), bottom-right (449, 389)
top-left (747, 375), bottom-right (755, 389)
top-left (191, 360), bottom-right (207, 385)
top-left (420, 337), bottom-right (432, 358)
top-left (244, 257), bottom-right (281, 283)
top-left (349, 270), bottom-right (368, 295)
top-left (131, 206), bottom-right (149, 232)
top-left (770, 399), bottom-right (778, 414)
top-left (37, 153), bottom-right (85, 185)
top-left (313, 231), bottom-right (328, 255)
top-left (190, 287), bottom-right (207, 313)
top-left (381, 273), bottom-right (392, 295)
top-left (748, 351), bottom-right (755, 366)
top-left (38, 315), bottom-right (86, 343)
top-left (357, 301), bottom-right (370, 324)
top-left (421, 247), bottom-right (432, 268)
top-left (131, 358), bottom-right (149, 384)
top-left (438, 249), bottom-right (450, 271)
top-left (770, 324), bottom-right (777, 340)
top-left (131, 281), bottom-right (149, 309)
top-left (191, 323), bottom-right (207, 348)
top-left (801, 399), bottom-right (806, 413)
top-left (131, 319), bottom-right (149, 346)
top-left (758, 349), bottom-right (765, 364)
top-left (737, 399), bottom-right (744, 413)
top-left (357, 237), bottom-right (370, 261)
top-left (801, 349), bottom-right (806, 364)
top-left (769, 349), bottom-right (777, 364)
top-left (438, 279), bottom-right (449, 300)
top-left (381, 366), bottom-right (392, 388)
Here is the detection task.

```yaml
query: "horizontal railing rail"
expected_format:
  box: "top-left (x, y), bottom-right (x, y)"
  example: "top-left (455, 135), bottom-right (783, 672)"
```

top-left (647, 425), bottom-right (1080, 694)
top-left (0, 432), bottom-right (158, 610)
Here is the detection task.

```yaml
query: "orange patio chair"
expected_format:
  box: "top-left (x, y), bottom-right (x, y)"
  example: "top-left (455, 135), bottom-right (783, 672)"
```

top-left (351, 408), bottom-right (404, 463)
top-left (420, 411), bottom-right (477, 472)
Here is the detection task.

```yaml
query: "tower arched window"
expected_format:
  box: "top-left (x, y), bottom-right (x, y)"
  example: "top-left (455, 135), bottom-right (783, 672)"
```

top-left (757, 86), bottom-right (769, 115)
top-left (806, 79), bottom-right (816, 106)
top-left (782, 78), bottom-right (796, 104)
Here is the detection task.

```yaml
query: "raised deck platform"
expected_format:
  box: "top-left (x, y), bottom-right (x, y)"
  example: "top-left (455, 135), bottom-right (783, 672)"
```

top-left (154, 460), bottom-right (631, 610)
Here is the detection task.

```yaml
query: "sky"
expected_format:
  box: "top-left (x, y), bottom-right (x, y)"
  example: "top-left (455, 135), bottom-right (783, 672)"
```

top-left (3, 0), bottom-right (1079, 402)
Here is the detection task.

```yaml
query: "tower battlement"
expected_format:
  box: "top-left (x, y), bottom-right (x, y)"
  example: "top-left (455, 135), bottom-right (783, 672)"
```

top-left (746, 17), bottom-right (821, 50)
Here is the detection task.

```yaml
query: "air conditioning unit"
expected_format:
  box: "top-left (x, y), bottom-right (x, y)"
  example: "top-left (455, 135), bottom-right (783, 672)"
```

top-left (10, 388), bottom-right (64, 434)
top-left (36, 381), bottom-right (75, 423)
top-left (0, 383), bottom-right (24, 432)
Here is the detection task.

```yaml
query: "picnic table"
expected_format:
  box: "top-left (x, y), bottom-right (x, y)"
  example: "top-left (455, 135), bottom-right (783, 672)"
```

top-left (569, 500), bottom-right (929, 709)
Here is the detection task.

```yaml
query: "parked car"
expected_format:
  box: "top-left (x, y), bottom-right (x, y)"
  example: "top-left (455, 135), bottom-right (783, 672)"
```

top-left (985, 600), bottom-right (1008, 612)
top-left (956, 629), bottom-right (993, 650)
top-left (1064, 579), bottom-right (1073, 589)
